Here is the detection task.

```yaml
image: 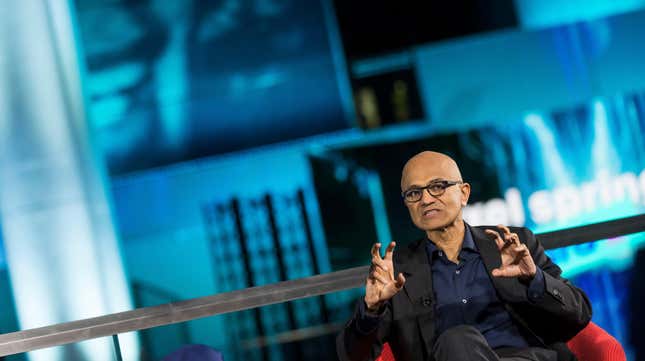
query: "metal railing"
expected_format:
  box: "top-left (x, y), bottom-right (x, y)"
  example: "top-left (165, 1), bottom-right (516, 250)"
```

top-left (0, 214), bottom-right (643, 356)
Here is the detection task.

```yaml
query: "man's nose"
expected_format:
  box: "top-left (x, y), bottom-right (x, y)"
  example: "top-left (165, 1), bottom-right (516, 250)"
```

top-left (420, 189), bottom-right (436, 204)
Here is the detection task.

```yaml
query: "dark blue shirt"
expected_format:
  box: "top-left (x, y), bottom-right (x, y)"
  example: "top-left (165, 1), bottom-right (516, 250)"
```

top-left (426, 227), bottom-right (544, 348)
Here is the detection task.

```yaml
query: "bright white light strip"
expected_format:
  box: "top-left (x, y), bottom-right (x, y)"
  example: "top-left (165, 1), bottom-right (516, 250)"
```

top-left (0, 0), bottom-right (138, 360)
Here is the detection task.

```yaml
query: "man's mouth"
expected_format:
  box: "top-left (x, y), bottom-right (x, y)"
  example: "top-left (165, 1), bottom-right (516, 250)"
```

top-left (422, 209), bottom-right (440, 217)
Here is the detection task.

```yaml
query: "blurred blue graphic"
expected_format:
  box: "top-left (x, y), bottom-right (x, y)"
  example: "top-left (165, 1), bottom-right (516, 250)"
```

top-left (75, 0), bottom-right (348, 174)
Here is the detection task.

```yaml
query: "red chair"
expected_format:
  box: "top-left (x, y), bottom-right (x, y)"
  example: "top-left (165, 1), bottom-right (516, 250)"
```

top-left (566, 322), bottom-right (626, 361)
top-left (376, 322), bottom-right (626, 361)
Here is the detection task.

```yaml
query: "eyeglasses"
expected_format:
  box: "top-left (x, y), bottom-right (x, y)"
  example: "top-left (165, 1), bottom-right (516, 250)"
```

top-left (401, 180), bottom-right (463, 202)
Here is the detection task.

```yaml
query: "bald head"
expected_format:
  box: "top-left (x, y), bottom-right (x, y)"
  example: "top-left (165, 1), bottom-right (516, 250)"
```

top-left (400, 151), bottom-right (470, 233)
top-left (401, 151), bottom-right (463, 191)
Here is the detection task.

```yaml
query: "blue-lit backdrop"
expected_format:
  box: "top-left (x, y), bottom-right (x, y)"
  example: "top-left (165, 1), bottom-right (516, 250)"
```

top-left (1, 1), bottom-right (645, 361)
top-left (75, 0), bottom-right (348, 175)
top-left (90, 4), bottom-right (645, 361)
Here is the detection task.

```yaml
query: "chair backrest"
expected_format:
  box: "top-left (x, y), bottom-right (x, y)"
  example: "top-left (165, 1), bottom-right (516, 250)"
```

top-left (566, 322), bottom-right (626, 361)
top-left (376, 322), bottom-right (626, 361)
top-left (376, 342), bottom-right (395, 361)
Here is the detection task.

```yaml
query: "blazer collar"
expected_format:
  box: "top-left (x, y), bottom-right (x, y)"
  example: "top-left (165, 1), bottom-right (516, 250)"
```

top-left (396, 237), bottom-right (436, 353)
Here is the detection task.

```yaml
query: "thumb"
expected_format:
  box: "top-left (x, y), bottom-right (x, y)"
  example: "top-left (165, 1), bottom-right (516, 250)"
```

top-left (395, 273), bottom-right (406, 288)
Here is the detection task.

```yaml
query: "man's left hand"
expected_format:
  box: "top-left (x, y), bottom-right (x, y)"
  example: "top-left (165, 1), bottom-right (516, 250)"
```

top-left (485, 225), bottom-right (537, 281)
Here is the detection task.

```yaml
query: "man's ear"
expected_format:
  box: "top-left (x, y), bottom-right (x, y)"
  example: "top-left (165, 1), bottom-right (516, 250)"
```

top-left (460, 182), bottom-right (471, 207)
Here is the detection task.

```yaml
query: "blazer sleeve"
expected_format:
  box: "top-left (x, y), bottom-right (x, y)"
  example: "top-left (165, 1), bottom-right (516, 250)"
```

top-left (336, 299), bottom-right (392, 361)
top-left (515, 226), bottom-right (593, 342)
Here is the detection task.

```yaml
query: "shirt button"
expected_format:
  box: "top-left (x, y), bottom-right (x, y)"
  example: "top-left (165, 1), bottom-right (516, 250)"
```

top-left (462, 299), bottom-right (467, 304)
top-left (455, 270), bottom-right (460, 275)
top-left (439, 251), bottom-right (443, 257)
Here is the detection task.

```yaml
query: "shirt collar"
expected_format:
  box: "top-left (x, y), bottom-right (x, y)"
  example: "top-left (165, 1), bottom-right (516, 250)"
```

top-left (462, 226), bottom-right (476, 252)
top-left (426, 225), bottom-right (478, 259)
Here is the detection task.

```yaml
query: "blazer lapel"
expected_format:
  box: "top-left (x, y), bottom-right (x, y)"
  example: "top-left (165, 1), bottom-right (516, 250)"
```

top-left (398, 239), bottom-right (433, 310)
top-left (469, 224), bottom-right (526, 302)
top-left (396, 239), bottom-right (436, 354)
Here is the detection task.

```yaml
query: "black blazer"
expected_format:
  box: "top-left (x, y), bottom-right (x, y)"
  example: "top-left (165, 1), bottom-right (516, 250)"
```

top-left (337, 224), bottom-right (592, 361)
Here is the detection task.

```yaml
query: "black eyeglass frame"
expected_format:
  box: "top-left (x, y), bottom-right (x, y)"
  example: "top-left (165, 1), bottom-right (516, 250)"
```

top-left (401, 180), bottom-right (464, 202)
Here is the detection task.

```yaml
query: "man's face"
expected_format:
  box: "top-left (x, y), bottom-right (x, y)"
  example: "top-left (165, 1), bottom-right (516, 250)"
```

top-left (401, 157), bottom-right (470, 232)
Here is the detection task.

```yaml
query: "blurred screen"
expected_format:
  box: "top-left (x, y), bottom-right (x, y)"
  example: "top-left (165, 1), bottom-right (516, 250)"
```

top-left (75, 0), bottom-right (348, 175)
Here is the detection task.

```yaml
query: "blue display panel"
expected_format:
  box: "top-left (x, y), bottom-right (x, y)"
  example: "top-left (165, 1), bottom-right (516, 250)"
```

top-left (469, 94), bottom-right (645, 355)
top-left (414, 9), bottom-right (645, 132)
top-left (74, 0), bottom-right (348, 175)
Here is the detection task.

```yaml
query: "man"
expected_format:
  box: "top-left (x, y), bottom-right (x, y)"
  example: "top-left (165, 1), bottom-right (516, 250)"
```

top-left (337, 151), bottom-right (591, 361)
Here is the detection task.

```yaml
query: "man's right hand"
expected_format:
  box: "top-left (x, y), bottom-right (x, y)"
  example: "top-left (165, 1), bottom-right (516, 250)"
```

top-left (364, 242), bottom-right (406, 312)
